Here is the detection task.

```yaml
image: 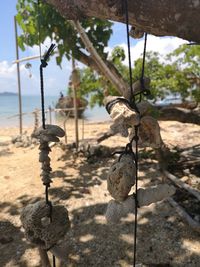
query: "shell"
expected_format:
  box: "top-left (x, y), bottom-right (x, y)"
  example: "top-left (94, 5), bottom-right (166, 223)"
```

top-left (33, 125), bottom-right (65, 139)
top-left (20, 201), bottom-right (70, 249)
top-left (107, 154), bottom-right (136, 202)
top-left (40, 134), bottom-right (60, 143)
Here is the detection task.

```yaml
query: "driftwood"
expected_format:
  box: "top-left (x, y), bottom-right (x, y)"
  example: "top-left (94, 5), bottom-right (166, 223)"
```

top-left (158, 106), bottom-right (200, 125)
top-left (168, 197), bottom-right (200, 233)
top-left (174, 159), bottom-right (200, 169)
top-left (164, 170), bottom-right (200, 202)
top-left (97, 131), bottom-right (115, 143)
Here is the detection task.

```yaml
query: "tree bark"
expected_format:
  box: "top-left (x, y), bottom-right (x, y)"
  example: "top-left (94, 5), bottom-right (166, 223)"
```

top-left (46, 0), bottom-right (200, 42)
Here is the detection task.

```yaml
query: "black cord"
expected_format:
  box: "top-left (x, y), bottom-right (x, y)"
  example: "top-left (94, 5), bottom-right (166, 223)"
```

top-left (133, 125), bottom-right (139, 266)
top-left (39, 44), bottom-right (56, 130)
top-left (124, 0), bottom-right (134, 102)
top-left (39, 65), bottom-right (46, 129)
top-left (141, 33), bottom-right (148, 83)
top-left (124, 0), bottom-right (140, 266)
top-left (37, 1), bottom-right (56, 266)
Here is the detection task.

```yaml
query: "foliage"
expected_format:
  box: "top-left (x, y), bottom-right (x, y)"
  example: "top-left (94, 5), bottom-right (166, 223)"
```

top-left (16, 0), bottom-right (200, 106)
top-left (77, 47), bottom-right (128, 107)
top-left (169, 44), bottom-right (200, 102)
top-left (16, 0), bottom-right (113, 64)
top-left (132, 46), bottom-right (200, 103)
top-left (79, 46), bottom-right (200, 106)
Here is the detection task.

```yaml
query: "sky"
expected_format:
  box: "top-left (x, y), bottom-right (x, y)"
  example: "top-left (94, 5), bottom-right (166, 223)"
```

top-left (0, 1), bottom-right (187, 96)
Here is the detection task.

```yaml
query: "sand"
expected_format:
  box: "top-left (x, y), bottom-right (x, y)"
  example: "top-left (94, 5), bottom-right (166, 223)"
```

top-left (0, 120), bottom-right (200, 267)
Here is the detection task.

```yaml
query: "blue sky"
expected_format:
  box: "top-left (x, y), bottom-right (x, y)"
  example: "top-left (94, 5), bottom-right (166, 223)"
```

top-left (0, 1), bottom-right (186, 96)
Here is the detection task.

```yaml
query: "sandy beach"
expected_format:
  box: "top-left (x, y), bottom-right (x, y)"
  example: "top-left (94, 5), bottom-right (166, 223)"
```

top-left (0, 119), bottom-right (200, 267)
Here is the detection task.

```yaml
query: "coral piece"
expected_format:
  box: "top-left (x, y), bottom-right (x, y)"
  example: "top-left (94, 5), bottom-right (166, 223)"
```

top-left (130, 116), bottom-right (162, 148)
top-left (137, 184), bottom-right (175, 207)
top-left (105, 195), bottom-right (135, 223)
top-left (107, 154), bottom-right (136, 202)
top-left (109, 100), bottom-right (140, 137)
top-left (20, 201), bottom-right (70, 249)
top-left (106, 184), bottom-right (175, 223)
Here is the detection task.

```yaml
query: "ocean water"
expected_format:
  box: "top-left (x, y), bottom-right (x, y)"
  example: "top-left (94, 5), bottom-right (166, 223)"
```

top-left (0, 95), bottom-right (110, 127)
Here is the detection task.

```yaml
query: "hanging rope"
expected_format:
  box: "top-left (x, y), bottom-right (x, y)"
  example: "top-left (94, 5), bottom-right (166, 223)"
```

top-left (37, 1), bottom-right (57, 266)
top-left (141, 33), bottom-right (148, 85)
top-left (124, 0), bottom-right (139, 265)
top-left (39, 44), bottom-right (56, 267)
top-left (123, 0), bottom-right (148, 266)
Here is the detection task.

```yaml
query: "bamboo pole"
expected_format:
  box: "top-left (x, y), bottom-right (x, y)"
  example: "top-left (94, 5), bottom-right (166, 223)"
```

top-left (72, 58), bottom-right (79, 150)
top-left (14, 15), bottom-right (23, 135)
top-left (13, 55), bottom-right (41, 64)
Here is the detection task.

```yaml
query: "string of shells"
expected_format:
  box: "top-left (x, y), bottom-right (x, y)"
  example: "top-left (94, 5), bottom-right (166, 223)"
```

top-left (20, 124), bottom-right (71, 255)
top-left (105, 84), bottom-right (175, 223)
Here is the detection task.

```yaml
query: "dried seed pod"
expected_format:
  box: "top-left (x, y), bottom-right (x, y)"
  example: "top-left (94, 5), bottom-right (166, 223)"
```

top-left (20, 201), bottom-right (70, 249)
top-left (109, 100), bottom-right (140, 137)
top-left (105, 184), bottom-right (175, 223)
top-left (130, 116), bottom-right (162, 148)
top-left (107, 154), bottom-right (136, 202)
top-left (123, 78), bottom-right (150, 100)
top-left (129, 26), bottom-right (144, 39)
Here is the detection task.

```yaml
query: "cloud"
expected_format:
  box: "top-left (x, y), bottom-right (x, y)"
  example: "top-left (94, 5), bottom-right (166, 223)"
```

top-left (0, 61), bottom-right (31, 93)
top-left (108, 35), bottom-right (187, 66)
top-left (0, 34), bottom-right (73, 96)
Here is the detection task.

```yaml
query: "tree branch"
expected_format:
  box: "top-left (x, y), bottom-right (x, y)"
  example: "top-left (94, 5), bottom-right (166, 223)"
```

top-left (70, 20), bottom-right (129, 95)
top-left (46, 0), bottom-right (200, 42)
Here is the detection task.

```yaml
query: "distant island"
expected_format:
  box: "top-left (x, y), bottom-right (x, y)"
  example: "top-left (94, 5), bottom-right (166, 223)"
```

top-left (0, 92), bottom-right (17, 96)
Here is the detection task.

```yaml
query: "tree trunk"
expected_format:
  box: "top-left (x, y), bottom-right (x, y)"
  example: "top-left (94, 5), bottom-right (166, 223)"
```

top-left (158, 106), bottom-right (200, 125)
top-left (46, 0), bottom-right (200, 42)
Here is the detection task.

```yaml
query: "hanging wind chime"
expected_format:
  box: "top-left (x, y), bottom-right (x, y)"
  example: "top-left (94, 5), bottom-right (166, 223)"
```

top-left (20, 44), bottom-right (71, 267)
top-left (19, 2), bottom-right (71, 266)
top-left (104, 1), bottom-right (175, 266)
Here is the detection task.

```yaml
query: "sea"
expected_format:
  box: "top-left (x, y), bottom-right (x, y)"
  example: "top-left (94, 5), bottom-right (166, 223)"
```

top-left (0, 95), bottom-right (110, 128)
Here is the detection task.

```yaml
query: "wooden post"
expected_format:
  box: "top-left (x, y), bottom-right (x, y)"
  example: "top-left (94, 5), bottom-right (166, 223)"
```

top-left (72, 58), bottom-right (79, 150)
top-left (49, 106), bottom-right (52, 124)
top-left (82, 117), bottom-right (84, 141)
top-left (14, 16), bottom-right (23, 135)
